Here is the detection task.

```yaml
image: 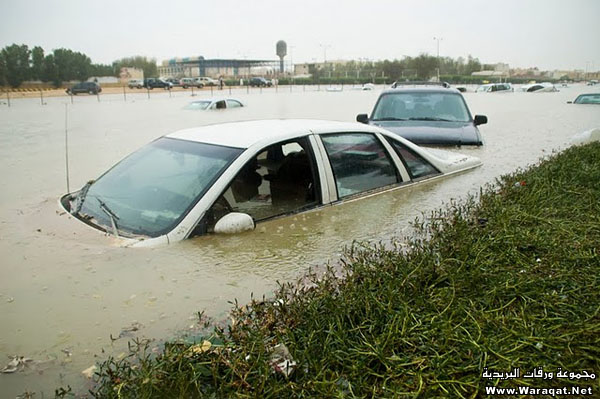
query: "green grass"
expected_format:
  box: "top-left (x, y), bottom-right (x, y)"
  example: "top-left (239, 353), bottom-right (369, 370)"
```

top-left (80, 142), bottom-right (600, 398)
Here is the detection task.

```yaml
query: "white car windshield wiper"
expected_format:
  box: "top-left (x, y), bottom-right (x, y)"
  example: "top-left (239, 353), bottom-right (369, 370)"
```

top-left (97, 197), bottom-right (120, 237)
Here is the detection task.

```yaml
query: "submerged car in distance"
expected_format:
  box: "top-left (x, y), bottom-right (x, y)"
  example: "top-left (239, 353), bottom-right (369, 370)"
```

top-left (180, 78), bottom-right (204, 89)
top-left (66, 81), bottom-right (102, 95)
top-left (567, 93), bottom-right (600, 104)
top-left (184, 98), bottom-right (244, 110)
top-left (476, 83), bottom-right (513, 93)
top-left (520, 82), bottom-right (558, 92)
top-left (249, 77), bottom-right (273, 87)
top-left (143, 78), bottom-right (172, 89)
top-left (357, 83), bottom-right (487, 146)
top-left (164, 78), bottom-right (181, 87)
top-left (196, 77), bottom-right (219, 86)
top-left (60, 119), bottom-right (481, 247)
top-left (127, 79), bottom-right (144, 89)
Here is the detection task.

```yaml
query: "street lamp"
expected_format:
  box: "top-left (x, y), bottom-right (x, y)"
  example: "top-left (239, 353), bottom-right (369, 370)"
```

top-left (319, 44), bottom-right (331, 63)
top-left (289, 45), bottom-right (296, 74)
top-left (433, 37), bottom-right (443, 81)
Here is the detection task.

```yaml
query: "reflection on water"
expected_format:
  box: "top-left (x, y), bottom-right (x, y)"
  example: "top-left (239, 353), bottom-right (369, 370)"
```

top-left (1, 85), bottom-right (599, 395)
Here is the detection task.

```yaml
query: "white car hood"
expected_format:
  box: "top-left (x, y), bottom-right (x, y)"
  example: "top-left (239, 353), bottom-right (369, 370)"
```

top-left (420, 147), bottom-right (482, 174)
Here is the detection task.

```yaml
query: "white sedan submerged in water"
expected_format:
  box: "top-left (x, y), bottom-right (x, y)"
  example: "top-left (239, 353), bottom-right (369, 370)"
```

top-left (60, 120), bottom-right (481, 247)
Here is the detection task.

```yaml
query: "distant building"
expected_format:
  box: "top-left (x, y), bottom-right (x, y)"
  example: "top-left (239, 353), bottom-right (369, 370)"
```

top-left (493, 63), bottom-right (510, 74)
top-left (158, 56), bottom-right (279, 78)
top-left (471, 70), bottom-right (508, 78)
top-left (294, 60), bottom-right (353, 77)
top-left (472, 62), bottom-right (510, 79)
top-left (511, 67), bottom-right (542, 78)
top-left (294, 63), bottom-right (312, 75)
top-left (90, 76), bottom-right (119, 84)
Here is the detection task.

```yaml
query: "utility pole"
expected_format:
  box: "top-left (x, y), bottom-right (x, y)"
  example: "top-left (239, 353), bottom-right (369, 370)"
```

top-left (319, 43), bottom-right (331, 63)
top-left (433, 37), bottom-right (443, 81)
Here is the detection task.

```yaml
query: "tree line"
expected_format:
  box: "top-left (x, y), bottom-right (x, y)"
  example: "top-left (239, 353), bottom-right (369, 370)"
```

top-left (310, 54), bottom-right (483, 81)
top-left (0, 43), bottom-right (158, 88)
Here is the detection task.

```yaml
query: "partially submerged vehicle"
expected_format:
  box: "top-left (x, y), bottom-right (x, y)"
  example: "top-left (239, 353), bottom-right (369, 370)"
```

top-left (567, 93), bottom-right (600, 105)
top-left (357, 83), bottom-right (487, 146)
top-left (350, 83), bottom-right (375, 91)
top-left (60, 120), bottom-right (481, 247)
top-left (476, 83), bottom-right (513, 93)
top-left (520, 82), bottom-right (558, 92)
top-left (184, 98), bottom-right (244, 110)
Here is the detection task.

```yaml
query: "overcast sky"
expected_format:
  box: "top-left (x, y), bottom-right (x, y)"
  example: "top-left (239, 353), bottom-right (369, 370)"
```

top-left (1, 0), bottom-right (599, 71)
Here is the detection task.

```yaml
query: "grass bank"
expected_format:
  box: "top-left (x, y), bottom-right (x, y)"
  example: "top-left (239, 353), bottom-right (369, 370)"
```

top-left (83, 143), bottom-right (599, 398)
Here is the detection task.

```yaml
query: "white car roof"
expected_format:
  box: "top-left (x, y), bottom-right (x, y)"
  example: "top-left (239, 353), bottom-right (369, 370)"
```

top-left (166, 119), bottom-right (383, 149)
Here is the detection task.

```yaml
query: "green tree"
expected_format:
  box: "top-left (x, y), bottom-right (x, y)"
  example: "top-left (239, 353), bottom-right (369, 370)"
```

top-left (113, 56), bottom-right (157, 78)
top-left (0, 52), bottom-right (6, 86)
top-left (1, 44), bottom-right (31, 87)
top-left (52, 48), bottom-right (92, 82)
top-left (464, 55), bottom-right (482, 75)
top-left (91, 63), bottom-right (115, 77)
top-left (30, 46), bottom-right (44, 80)
top-left (41, 54), bottom-right (59, 87)
top-left (409, 54), bottom-right (438, 79)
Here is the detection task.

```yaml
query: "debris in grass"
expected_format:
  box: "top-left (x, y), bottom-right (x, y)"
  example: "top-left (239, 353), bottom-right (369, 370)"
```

top-left (187, 340), bottom-right (212, 356)
top-left (81, 365), bottom-right (97, 379)
top-left (269, 343), bottom-right (296, 377)
top-left (2, 356), bottom-right (34, 373)
top-left (110, 321), bottom-right (144, 341)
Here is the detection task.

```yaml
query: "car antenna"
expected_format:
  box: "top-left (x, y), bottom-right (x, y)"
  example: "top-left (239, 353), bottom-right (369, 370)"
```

top-left (64, 103), bottom-right (70, 193)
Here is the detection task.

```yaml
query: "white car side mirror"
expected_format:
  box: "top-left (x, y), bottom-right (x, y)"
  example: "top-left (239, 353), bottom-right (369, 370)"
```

top-left (214, 212), bottom-right (255, 234)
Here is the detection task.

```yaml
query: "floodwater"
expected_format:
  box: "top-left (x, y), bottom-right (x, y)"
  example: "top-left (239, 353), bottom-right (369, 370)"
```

top-left (1, 84), bottom-right (599, 396)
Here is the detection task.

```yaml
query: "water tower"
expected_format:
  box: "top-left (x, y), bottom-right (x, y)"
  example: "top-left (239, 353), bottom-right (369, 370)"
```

top-left (276, 40), bottom-right (287, 73)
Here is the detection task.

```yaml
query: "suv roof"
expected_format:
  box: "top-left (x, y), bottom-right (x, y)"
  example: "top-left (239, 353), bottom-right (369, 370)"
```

top-left (381, 86), bottom-right (462, 95)
top-left (391, 81), bottom-right (451, 89)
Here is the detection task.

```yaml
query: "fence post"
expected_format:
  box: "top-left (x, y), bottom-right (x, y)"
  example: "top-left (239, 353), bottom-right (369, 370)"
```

top-left (147, 87), bottom-right (150, 99)
top-left (210, 86), bottom-right (213, 96)
top-left (6, 90), bottom-right (10, 107)
top-left (123, 86), bottom-right (127, 102)
top-left (246, 84), bottom-right (249, 94)
top-left (97, 91), bottom-right (100, 102)
top-left (191, 86), bottom-right (194, 96)
top-left (40, 89), bottom-right (45, 105)
top-left (70, 92), bottom-right (73, 104)
top-left (229, 86), bottom-right (231, 95)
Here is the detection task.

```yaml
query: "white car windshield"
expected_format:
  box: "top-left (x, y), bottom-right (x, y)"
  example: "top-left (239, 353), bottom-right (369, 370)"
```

top-left (73, 138), bottom-right (242, 237)
top-left (372, 92), bottom-right (471, 122)
top-left (184, 101), bottom-right (212, 110)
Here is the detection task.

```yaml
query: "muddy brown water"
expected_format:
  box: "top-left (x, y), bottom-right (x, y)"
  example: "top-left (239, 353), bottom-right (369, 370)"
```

top-left (1, 84), bottom-right (599, 396)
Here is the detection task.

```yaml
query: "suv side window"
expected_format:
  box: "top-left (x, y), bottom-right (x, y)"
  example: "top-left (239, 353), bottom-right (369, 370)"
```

top-left (199, 137), bottom-right (319, 234)
top-left (321, 133), bottom-right (398, 199)
top-left (387, 138), bottom-right (439, 179)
